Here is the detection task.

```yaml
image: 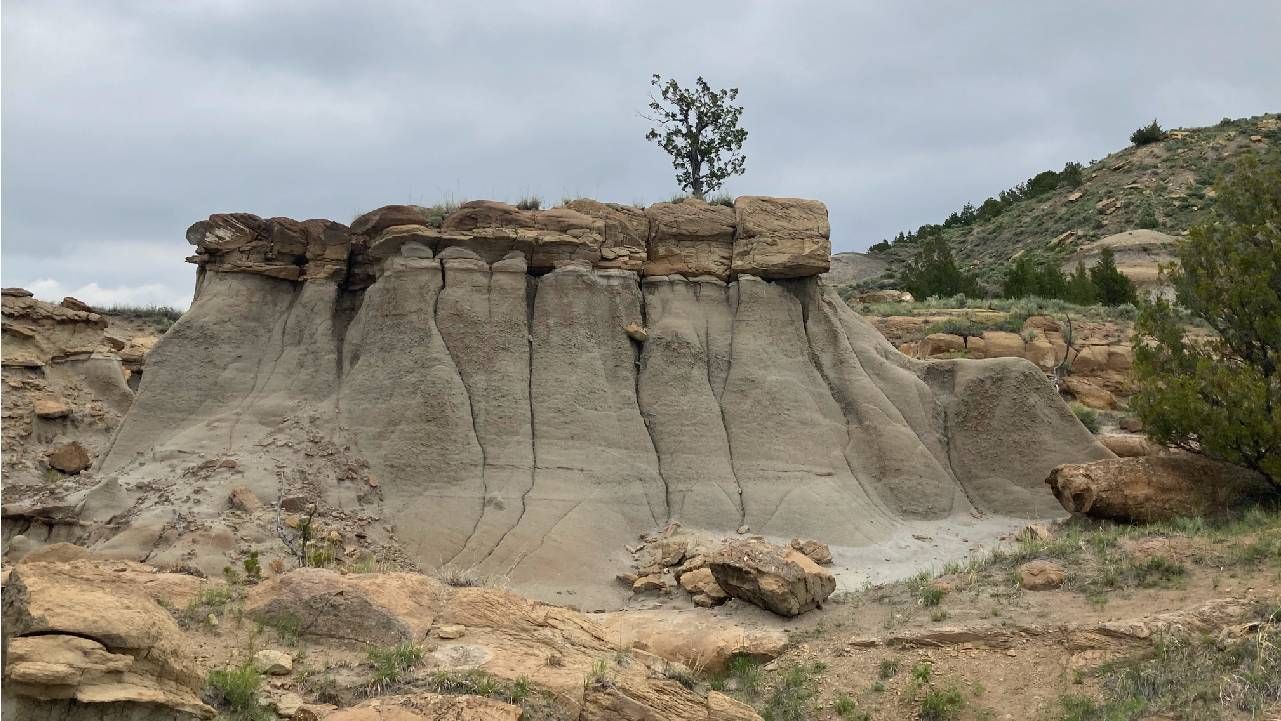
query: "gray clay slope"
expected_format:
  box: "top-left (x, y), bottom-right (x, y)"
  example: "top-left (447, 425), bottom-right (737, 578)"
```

top-left (97, 199), bottom-right (1111, 604)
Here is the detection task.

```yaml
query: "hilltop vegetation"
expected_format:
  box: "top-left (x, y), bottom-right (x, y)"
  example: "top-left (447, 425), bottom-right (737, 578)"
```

top-left (856, 113), bottom-right (1280, 293)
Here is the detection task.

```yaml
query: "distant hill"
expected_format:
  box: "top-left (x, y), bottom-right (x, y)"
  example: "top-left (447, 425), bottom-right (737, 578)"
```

top-left (849, 113), bottom-right (1279, 293)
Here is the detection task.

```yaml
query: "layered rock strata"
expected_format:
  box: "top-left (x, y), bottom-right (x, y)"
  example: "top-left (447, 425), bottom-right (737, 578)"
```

top-left (96, 196), bottom-right (1110, 605)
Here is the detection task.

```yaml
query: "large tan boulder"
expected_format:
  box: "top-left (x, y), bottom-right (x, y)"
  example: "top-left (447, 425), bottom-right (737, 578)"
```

top-left (731, 196), bottom-right (830, 278)
top-left (1045, 455), bottom-right (1271, 523)
top-left (1017, 560), bottom-right (1065, 590)
top-left (2, 561), bottom-right (215, 719)
top-left (643, 200), bottom-right (736, 278)
top-left (1063, 376), bottom-right (1117, 410)
top-left (708, 538), bottom-right (835, 616)
top-left (921, 333), bottom-right (965, 356)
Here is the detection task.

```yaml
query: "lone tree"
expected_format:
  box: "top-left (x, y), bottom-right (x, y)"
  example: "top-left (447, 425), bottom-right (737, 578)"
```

top-left (1132, 153), bottom-right (1281, 488)
top-left (643, 75), bottom-right (747, 199)
top-left (1089, 247), bottom-right (1137, 306)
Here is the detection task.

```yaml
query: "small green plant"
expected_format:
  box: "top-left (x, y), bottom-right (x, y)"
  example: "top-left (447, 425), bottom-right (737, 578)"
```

top-left (431, 565), bottom-right (501, 588)
top-left (242, 551), bottom-right (261, 582)
top-left (930, 608), bottom-right (949, 622)
top-left (911, 662), bottom-right (932, 685)
top-left (180, 585), bottom-right (234, 628)
top-left (878, 658), bottom-right (900, 679)
top-left (366, 642), bottom-right (424, 694)
top-left (1070, 403), bottom-right (1100, 434)
top-left (516, 196), bottom-right (542, 211)
top-left (585, 658), bottom-right (613, 689)
top-left (660, 661), bottom-right (698, 690)
top-left (727, 655), bottom-right (761, 696)
top-left (919, 585), bottom-right (945, 607)
top-left (707, 192), bottom-right (735, 208)
top-left (260, 612), bottom-right (303, 646)
top-left (920, 685), bottom-right (966, 720)
top-left (760, 663), bottom-right (823, 721)
top-left (831, 693), bottom-right (869, 719)
top-left (205, 661), bottom-right (270, 720)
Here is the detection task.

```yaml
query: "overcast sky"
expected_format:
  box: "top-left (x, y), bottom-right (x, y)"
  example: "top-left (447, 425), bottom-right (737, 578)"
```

top-left (3, 1), bottom-right (1278, 308)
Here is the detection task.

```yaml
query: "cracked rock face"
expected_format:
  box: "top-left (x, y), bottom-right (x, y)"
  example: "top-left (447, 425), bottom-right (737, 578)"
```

top-left (89, 197), bottom-right (1111, 607)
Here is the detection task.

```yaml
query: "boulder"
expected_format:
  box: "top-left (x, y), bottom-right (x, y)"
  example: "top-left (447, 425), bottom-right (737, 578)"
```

top-left (788, 538), bottom-right (833, 565)
top-left (731, 196), bottom-right (830, 278)
top-left (921, 333), bottom-right (965, 356)
top-left (34, 398), bottom-right (72, 419)
top-left (565, 199), bottom-right (648, 271)
top-left (2, 561), bottom-right (215, 719)
top-left (351, 204), bottom-right (437, 236)
top-left (253, 649), bottom-right (293, 675)
top-left (678, 567), bottom-right (729, 605)
top-left (707, 691), bottom-right (764, 721)
top-left (594, 610), bottom-right (786, 673)
top-left (1046, 455), bottom-right (1271, 523)
top-left (227, 485), bottom-right (262, 512)
top-left (643, 200), bottom-right (736, 279)
top-left (708, 539), bottom-right (835, 616)
top-left (1063, 376), bottom-right (1116, 410)
top-left (46, 441), bottom-right (91, 474)
top-left (1017, 560), bottom-right (1066, 590)
top-left (60, 296), bottom-right (94, 313)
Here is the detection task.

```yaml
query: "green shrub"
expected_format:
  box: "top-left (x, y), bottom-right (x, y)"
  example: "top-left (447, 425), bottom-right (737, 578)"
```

top-left (1130, 119), bottom-right (1166, 146)
top-left (367, 642), bottom-right (424, 693)
top-left (708, 192), bottom-right (735, 208)
top-left (920, 685), bottom-right (965, 720)
top-left (515, 196), bottom-right (542, 211)
top-left (924, 317), bottom-right (986, 338)
top-left (1132, 152), bottom-right (1281, 488)
top-left (205, 662), bottom-right (270, 720)
top-left (760, 663), bottom-right (823, 721)
top-left (1070, 404), bottom-right (1100, 434)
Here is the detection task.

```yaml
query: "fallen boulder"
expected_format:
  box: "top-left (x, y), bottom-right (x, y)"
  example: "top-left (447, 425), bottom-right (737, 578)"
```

top-left (1017, 560), bottom-right (1066, 590)
top-left (708, 538), bottom-right (835, 616)
top-left (46, 440), bottom-right (92, 474)
top-left (1046, 455), bottom-right (1271, 523)
top-left (788, 538), bottom-right (833, 565)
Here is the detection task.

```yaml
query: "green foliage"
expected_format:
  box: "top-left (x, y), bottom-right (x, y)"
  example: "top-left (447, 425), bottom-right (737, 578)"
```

top-left (367, 643), bottom-right (424, 693)
top-left (920, 685), bottom-right (966, 720)
top-left (832, 693), bottom-right (870, 719)
top-left (707, 192), bottom-right (735, 208)
top-left (515, 196), bottom-right (541, 211)
top-left (644, 74), bottom-right (747, 199)
top-left (205, 662), bottom-right (270, 721)
top-left (1003, 257), bottom-right (1068, 300)
top-left (1136, 204), bottom-right (1159, 229)
top-left (868, 239), bottom-right (892, 253)
top-left (1071, 403), bottom-right (1100, 434)
top-left (1066, 261), bottom-right (1097, 305)
top-left (1130, 118), bottom-right (1166, 146)
top-left (101, 304), bottom-right (184, 322)
top-left (1050, 613), bottom-right (1281, 720)
top-left (900, 234), bottom-right (979, 300)
top-left (242, 551), bottom-right (261, 582)
top-left (924, 317), bottom-right (986, 338)
top-left (760, 662), bottom-right (823, 721)
top-left (1132, 153), bottom-right (1281, 488)
top-left (878, 659), bottom-right (900, 679)
top-left (1089, 248), bottom-right (1136, 306)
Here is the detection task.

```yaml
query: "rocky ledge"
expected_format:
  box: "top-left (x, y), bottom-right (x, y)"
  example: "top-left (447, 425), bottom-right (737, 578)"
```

top-left (185, 196), bottom-right (831, 288)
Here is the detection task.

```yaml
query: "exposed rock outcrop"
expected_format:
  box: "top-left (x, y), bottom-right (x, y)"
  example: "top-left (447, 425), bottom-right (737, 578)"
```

top-left (1, 560), bottom-right (214, 720)
top-left (79, 195), bottom-right (1109, 608)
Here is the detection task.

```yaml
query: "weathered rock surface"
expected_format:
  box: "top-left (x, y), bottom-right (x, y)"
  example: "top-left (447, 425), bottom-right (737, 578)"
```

top-left (323, 694), bottom-right (523, 721)
top-left (1046, 455), bottom-right (1270, 522)
top-left (84, 198), bottom-right (1109, 608)
top-left (1, 560), bottom-right (214, 719)
top-left (708, 538), bottom-right (836, 616)
top-left (1064, 376), bottom-right (1116, 410)
top-left (731, 196), bottom-right (831, 278)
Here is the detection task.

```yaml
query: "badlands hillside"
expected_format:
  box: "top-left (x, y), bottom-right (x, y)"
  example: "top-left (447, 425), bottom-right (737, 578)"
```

top-left (2, 195), bottom-right (1276, 721)
top-left (841, 113), bottom-right (1280, 295)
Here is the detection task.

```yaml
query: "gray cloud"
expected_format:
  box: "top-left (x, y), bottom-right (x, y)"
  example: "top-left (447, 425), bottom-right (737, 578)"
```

top-left (3, 0), bottom-right (1278, 307)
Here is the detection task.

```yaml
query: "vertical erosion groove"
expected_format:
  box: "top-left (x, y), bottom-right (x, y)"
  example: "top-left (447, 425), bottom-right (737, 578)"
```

top-left (634, 278), bottom-right (672, 525)
top-left (436, 262), bottom-right (489, 564)
top-left (711, 282), bottom-right (746, 527)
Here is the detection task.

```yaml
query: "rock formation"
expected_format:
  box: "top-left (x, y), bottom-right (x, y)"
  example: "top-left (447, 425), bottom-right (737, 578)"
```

top-left (54, 195), bottom-right (1108, 607)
